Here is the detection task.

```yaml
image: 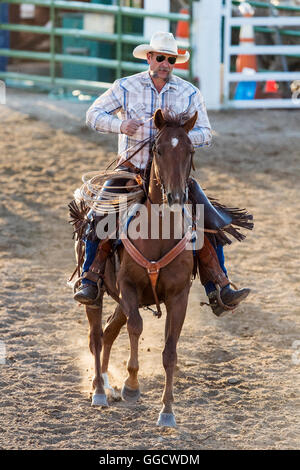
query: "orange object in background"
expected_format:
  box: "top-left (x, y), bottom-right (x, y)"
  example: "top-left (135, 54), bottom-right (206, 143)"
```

top-left (174, 8), bottom-right (189, 70)
top-left (236, 18), bottom-right (258, 73)
top-left (234, 3), bottom-right (258, 100)
top-left (235, 3), bottom-right (282, 100)
top-left (264, 80), bottom-right (279, 93)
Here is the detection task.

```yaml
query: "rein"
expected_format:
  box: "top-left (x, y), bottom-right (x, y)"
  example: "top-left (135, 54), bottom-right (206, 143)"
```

top-left (113, 137), bottom-right (154, 171)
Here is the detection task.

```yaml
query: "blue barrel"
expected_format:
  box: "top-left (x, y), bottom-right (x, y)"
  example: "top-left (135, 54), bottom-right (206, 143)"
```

top-left (234, 81), bottom-right (257, 100)
top-left (0, 3), bottom-right (9, 72)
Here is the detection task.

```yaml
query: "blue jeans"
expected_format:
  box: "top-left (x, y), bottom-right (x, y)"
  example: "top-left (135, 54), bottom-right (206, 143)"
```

top-left (81, 239), bottom-right (99, 285)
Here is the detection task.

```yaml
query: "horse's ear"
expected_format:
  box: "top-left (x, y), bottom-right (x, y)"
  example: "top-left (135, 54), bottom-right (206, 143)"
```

top-left (154, 108), bottom-right (165, 130)
top-left (183, 111), bottom-right (198, 133)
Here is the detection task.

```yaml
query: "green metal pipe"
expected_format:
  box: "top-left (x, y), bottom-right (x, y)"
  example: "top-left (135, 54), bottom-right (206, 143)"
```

top-left (0, 49), bottom-right (51, 61)
top-left (116, 0), bottom-right (122, 79)
top-left (231, 24), bottom-right (300, 38)
top-left (232, 0), bottom-right (300, 13)
top-left (3, 0), bottom-right (190, 21)
top-left (0, 71), bottom-right (53, 85)
top-left (254, 26), bottom-right (300, 38)
top-left (50, 0), bottom-right (55, 85)
top-left (0, 24), bottom-right (191, 49)
top-left (1, 0), bottom-right (191, 91)
top-left (0, 71), bottom-right (112, 91)
top-left (0, 24), bottom-right (50, 35)
top-left (6, 0), bottom-right (300, 15)
top-left (118, 5), bottom-right (189, 21)
top-left (0, 49), bottom-right (189, 77)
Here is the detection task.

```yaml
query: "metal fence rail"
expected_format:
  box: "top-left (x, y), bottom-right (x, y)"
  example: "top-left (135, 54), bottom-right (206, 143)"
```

top-left (0, 0), bottom-right (192, 93)
top-left (223, 0), bottom-right (300, 108)
top-left (232, 1), bottom-right (300, 49)
top-left (232, 0), bottom-right (300, 13)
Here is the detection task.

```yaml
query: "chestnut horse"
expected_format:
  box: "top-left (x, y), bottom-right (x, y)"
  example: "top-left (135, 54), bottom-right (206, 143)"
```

top-left (85, 109), bottom-right (198, 427)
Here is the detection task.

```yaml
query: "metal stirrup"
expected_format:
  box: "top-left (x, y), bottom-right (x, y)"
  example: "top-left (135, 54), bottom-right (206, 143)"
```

top-left (200, 280), bottom-right (239, 309)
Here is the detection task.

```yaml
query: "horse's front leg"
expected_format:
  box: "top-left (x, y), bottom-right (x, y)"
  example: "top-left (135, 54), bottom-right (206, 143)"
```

top-left (85, 305), bottom-right (108, 407)
top-left (101, 305), bottom-right (127, 398)
top-left (157, 288), bottom-right (190, 427)
top-left (119, 281), bottom-right (143, 402)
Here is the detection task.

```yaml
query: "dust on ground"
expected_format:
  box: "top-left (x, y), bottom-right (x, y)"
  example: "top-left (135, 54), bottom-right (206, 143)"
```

top-left (0, 89), bottom-right (299, 450)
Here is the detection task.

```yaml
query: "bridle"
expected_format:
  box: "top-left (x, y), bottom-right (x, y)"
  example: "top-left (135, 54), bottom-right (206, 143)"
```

top-left (119, 123), bottom-right (197, 318)
top-left (151, 124), bottom-right (195, 200)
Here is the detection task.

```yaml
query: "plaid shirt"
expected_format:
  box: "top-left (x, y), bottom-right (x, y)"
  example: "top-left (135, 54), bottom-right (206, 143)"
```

top-left (86, 70), bottom-right (212, 169)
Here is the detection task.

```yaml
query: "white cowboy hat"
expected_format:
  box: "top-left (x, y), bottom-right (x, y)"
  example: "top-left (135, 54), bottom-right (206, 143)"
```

top-left (133, 31), bottom-right (190, 64)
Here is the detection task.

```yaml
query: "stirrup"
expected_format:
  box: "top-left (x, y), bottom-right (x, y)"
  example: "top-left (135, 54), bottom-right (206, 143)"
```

top-left (215, 281), bottom-right (238, 310)
top-left (200, 279), bottom-right (238, 310)
top-left (95, 277), bottom-right (105, 301)
top-left (73, 276), bottom-right (85, 294)
top-left (73, 275), bottom-right (105, 301)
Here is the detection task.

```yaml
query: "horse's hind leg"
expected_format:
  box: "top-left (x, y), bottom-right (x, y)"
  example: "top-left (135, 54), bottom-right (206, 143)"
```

top-left (101, 305), bottom-right (127, 396)
top-left (157, 289), bottom-right (189, 427)
top-left (85, 305), bottom-right (108, 407)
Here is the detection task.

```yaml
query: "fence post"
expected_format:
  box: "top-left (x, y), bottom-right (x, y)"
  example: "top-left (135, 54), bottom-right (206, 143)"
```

top-left (144, 0), bottom-right (170, 39)
top-left (50, 0), bottom-right (55, 86)
top-left (0, 79), bottom-right (6, 104)
top-left (192, 0), bottom-right (222, 110)
top-left (0, 2), bottom-right (9, 73)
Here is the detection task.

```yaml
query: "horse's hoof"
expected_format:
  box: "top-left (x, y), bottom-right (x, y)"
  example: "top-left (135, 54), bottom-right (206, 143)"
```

top-left (156, 412), bottom-right (176, 427)
top-left (91, 393), bottom-right (108, 407)
top-left (121, 385), bottom-right (141, 402)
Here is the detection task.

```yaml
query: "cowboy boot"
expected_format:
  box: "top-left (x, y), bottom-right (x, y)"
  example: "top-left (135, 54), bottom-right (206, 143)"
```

top-left (74, 239), bottom-right (112, 305)
top-left (208, 285), bottom-right (250, 317)
top-left (197, 235), bottom-right (250, 316)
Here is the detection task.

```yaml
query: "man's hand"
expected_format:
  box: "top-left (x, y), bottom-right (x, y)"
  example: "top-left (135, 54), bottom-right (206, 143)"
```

top-left (120, 119), bottom-right (143, 136)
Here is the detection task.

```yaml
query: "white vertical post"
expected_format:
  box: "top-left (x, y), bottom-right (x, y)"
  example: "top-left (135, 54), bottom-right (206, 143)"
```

top-left (192, 0), bottom-right (223, 110)
top-left (0, 80), bottom-right (6, 105)
top-left (144, 0), bottom-right (170, 39)
top-left (223, 0), bottom-right (233, 105)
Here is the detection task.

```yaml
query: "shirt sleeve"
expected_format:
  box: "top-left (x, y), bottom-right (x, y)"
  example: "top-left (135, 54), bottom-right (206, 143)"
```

top-left (86, 80), bottom-right (124, 134)
top-left (188, 89), bottom-right (212, 148)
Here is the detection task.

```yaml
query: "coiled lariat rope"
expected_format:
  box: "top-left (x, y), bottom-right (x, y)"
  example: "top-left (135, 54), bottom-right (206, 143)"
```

top-left (77, 170), bottom-right (145, 214)
top-left (77, 132), bottom-right (155, 214)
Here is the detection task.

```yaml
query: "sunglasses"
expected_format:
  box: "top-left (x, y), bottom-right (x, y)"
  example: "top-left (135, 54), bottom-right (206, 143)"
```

top-left (155, 55), bottom-right (176, 65)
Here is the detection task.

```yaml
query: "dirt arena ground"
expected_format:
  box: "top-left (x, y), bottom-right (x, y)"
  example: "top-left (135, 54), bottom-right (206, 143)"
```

top-left (0, 89), bottom-right (299, 450)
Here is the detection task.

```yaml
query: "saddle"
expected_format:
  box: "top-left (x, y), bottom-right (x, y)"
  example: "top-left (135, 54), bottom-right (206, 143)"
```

top-left (68, 168), bottom-right (254, 284)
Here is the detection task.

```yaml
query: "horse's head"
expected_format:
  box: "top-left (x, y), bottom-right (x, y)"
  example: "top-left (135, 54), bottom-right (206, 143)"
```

top-left (153, 108), bottom-right (197, 208)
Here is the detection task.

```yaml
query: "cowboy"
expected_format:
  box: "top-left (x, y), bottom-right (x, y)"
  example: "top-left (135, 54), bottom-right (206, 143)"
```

top-left (73, 32), bottom-right (252, 316)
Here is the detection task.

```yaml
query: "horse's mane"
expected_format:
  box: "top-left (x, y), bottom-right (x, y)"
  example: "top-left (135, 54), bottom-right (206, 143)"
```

top-left (161, 108), bottom-right (192, 127)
